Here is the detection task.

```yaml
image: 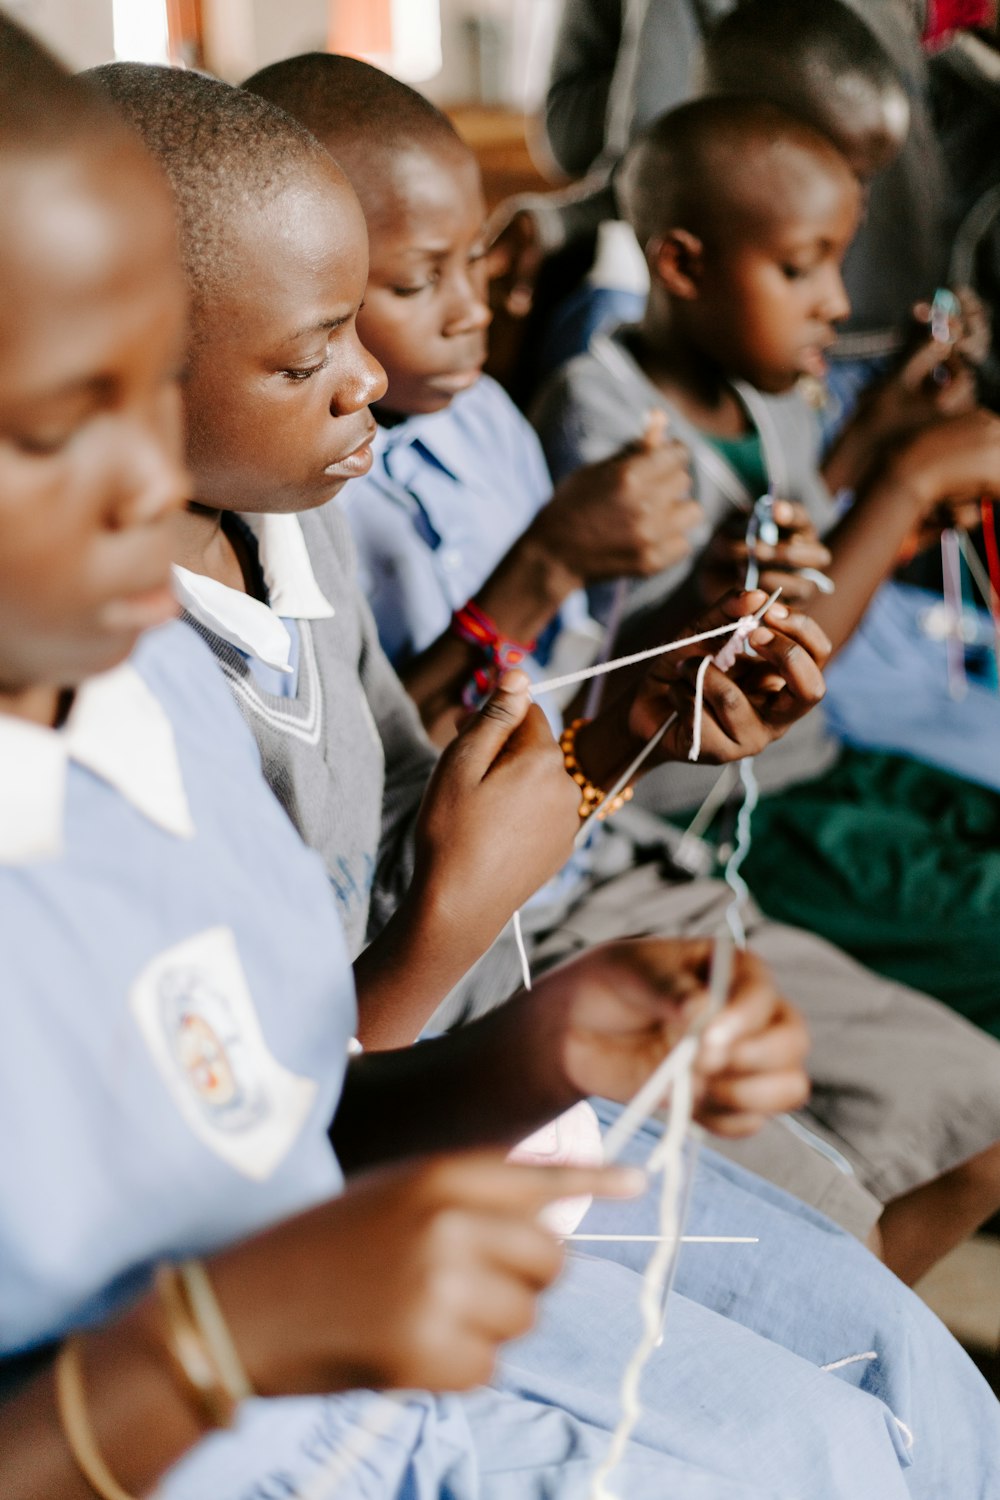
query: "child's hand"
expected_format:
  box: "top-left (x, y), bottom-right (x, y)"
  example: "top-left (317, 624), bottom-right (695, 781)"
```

top-left (533, 410), bottom-right (703, 580)
top-left (485, 206), bottom-right (545, 319)
top-left (413, 670), bottom-right (579, 927)
top-left (205, 1152), bottom-right (644, 1396)
top-left (625, 591), bottom-right (830, 762)
top-left (539, 938), bottom-right (809, 1137)
top-left (697, 500), bottom-right (832, 607)
top-left (887, 408), bottom-right (1000, 541)
top-left (914, 285), bottom-right (990, 369)
top-left (823, 315), bottom-right (978, 495)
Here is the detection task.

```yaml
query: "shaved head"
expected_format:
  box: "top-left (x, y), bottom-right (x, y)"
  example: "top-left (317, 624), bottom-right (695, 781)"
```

top-left (619, 97), bottom-right (857, 252)
top-left (86, 63), bottom-right (342, 320)
top-left (0, 10), bottom-right (116, 154)
top-left (702, 0), bottom-right (908, 179)
top-left (243, 52), bottom-right (471, 226)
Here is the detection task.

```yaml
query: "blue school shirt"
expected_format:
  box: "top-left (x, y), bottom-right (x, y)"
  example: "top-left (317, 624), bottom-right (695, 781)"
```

top-left (0, 620), bottom-right (473, 1498)
top-left (343, 375), bottom-right (601, 700)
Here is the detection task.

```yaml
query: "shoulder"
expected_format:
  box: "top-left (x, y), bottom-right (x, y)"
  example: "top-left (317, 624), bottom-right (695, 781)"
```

top-left (130, 619), bottom-right (264, 770)
top-left (450, 374), bottom-right (537, 449)
top-left (532, 331), bottom-right (651, 474)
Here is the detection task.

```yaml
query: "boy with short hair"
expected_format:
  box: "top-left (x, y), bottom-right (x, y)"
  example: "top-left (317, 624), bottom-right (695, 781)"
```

top-left (536, 94), bottom-right (1000, 1036)
top-left (5, 25), bottom-right (990, 1499)
top-left (251, 50), bottom-right (1000, 1283)
top-left (94, 60), bottom-right (821, 1048)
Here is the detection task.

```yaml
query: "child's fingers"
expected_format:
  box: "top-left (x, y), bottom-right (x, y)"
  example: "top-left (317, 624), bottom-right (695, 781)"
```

top-left (428, 1153), bottom-right (647, 1213)
top-left (701, 997), bottom-right (809, 1080)
top-left (637, 406), bottom-right (668, 452)
top-left (480, 1216), bottom-right (567, 1291)
top-left (697, 1066), bottom-right (812, 1126)
top-left (898, 334), bottom-right (953, 392)
top-left (466, 1267), bottom-right (544, 1345)
top-left (451, 669), bottom-right (532, 767)
top-left (750, 609), bottom-right (831, 669)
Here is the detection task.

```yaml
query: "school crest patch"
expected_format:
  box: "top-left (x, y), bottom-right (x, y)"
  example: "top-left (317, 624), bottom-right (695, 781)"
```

top-left (130, 926), bottom-right (316, 1180)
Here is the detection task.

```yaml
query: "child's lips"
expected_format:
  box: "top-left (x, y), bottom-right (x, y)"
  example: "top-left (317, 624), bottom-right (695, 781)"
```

top-left (798, 343), bottom-right (832, 378)
top-left (325, 425), bottom-right (377, 479)
top-left (427, 367), bottom-right (483, 394)
top-left (100, 581), bottom-right (179, 635)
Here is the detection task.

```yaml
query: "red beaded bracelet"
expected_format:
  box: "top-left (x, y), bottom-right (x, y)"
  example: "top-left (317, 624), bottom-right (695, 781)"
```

top-left (450, 599), bottom-right (536, 707)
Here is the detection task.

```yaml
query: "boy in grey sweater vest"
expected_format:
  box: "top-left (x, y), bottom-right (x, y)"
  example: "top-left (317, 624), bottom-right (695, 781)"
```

top-left (249, 55), bottom-right (1000, 1282)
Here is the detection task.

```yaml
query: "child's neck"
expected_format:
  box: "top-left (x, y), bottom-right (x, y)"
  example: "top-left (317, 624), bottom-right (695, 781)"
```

top-left (632, 304), bottom-right (748, 439)
top-left (172, 502), bottom-right (264, 599)
top-left (0, 682), bottom-right (70, 728)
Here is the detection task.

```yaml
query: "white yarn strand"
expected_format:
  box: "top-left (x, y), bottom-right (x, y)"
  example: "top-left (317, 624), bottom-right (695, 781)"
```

top-left (529, 599), bottom-right (780, 700)
top-left (588, 1049), bottom-right (696, 1500)
top-left (512, 907), bottom-right (532, 992)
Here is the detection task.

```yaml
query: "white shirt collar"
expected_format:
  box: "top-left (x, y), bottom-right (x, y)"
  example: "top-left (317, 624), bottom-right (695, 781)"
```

top-left (173, 512), bottom-right (334, 674)
top-left (0, 656), bottom-right (195, 864)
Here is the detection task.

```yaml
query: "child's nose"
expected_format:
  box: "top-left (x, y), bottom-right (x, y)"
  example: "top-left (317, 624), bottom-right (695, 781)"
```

top-left (818, 266), bottom-right (851, 325)
top-left (111, 399), bottom-right (189, 529)
top-left (443, 272), bottom-right (493, 337)
top-left (332, 339), bottom-right (388, 415)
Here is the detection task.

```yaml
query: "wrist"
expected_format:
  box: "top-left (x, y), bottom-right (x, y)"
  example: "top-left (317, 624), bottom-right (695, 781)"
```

top-left (573, 709), bottom-right (645, 801)
top-left (880, 446), bottom-right (939, 518)
top-left (521, 511), bottom-right (585, 601)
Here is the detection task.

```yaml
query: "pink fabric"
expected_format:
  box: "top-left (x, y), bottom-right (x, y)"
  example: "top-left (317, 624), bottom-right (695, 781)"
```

top-left (508, 1101), bottom-right (604, 1236)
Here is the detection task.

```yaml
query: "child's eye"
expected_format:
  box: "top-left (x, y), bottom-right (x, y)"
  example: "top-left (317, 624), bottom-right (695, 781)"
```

top-left (14, 427), bottom-right (76, 457)
top-left (391, 282), bottom-right (433, 298)
top-left (281, 359), bottom-right (328, 382)
top-left (781, 263), bottom-right (811, 281)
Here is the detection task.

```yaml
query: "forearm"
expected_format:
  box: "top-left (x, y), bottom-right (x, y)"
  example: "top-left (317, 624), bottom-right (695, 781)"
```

top-left (0, 1307), bottom-right (204, 1500)
top-left (353, 885), bottom-right (510, 1051)
top-left (400, 529), bottom-right (580, 740)
top-left (809, 474), bottom-right (924, 653)
top-left (332, 983), bottom-right (580, 1174)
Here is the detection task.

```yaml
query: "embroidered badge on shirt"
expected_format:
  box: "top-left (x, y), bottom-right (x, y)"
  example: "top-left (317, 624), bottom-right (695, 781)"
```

top-left (130, 926), bottom-right (317, 1180)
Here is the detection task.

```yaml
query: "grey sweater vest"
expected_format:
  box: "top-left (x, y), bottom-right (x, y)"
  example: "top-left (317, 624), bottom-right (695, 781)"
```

top-left (184, 502), bottom-right (436, 959)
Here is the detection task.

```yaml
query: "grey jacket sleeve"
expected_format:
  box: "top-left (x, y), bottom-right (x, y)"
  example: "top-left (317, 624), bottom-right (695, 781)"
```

top-left (544, 0), bottom-right (623, 178)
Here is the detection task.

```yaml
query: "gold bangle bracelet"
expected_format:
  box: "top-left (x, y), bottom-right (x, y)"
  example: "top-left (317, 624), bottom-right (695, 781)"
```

top-left (177, 1260), bottom-right (253, 1408)
top-left (559, 718), bottom-right (635, 822)
top-left (155, 1264), bottom-right (237, 1429)
top-left (55, 1336), bottom-right (138, 1500)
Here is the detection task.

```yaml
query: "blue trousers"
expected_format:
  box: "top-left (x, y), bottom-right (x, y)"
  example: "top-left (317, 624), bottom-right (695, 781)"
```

top-left (159, 1112), bottom-right (1000, 1498)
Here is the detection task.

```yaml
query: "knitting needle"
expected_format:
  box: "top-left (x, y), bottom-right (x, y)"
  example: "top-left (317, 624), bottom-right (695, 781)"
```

top-left (564, 1234), bottom-right (758, 1244)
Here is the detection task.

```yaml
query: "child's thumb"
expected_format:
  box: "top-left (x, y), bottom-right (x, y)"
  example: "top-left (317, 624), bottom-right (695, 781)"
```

top-left (455, 670), bottom-right (532, 769)
top-left (637, 407), bottom-right (669, 452)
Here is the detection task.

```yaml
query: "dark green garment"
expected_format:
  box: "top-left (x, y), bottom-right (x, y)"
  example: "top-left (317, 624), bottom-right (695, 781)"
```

top-left (705, 428), bottom-right (769, 499)
top-left (742, 747), bottom-right (1000, 1038)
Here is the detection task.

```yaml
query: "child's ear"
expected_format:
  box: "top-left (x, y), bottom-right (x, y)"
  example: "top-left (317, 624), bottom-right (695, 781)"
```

top-left (649, 229), bottom-right (704, 300)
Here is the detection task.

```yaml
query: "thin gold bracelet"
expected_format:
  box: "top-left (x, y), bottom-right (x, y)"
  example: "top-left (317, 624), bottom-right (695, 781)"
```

top-left (55, 1336), bottom-right (138, 1500)
top-left (560, 718), bottom-right (635, 822)
top-left (177, 1260), bottom-right (253, 1408)
top-left (155, 1261), bottom-right (248, 1429)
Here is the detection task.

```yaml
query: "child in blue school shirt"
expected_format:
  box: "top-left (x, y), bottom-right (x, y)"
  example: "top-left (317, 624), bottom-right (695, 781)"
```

top-left (248, 48), bottom-right (1000, 1282)
top-left (11, 24), bottom-right (1000, 1500)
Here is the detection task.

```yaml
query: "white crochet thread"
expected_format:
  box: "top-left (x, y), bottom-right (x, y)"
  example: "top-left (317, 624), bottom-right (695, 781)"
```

top-left (588, 1039), bottom-right (696, 1500)
top-left (588, 938), bottom-right (733, 1500)
top-left (528, 599), bottom-right (780, 700)
top-left (512, 907), bottom-right (532, 992)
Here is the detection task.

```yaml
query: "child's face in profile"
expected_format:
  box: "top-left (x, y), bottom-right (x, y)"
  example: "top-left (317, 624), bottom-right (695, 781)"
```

top-left (691, 159), bottom-right (860, 394)
top-left (357, 139), bottom-right (492, 418)
top-left (0, 144), bottom-right (188, 692)
top-left (183, 162), bottom-right (386, 515)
